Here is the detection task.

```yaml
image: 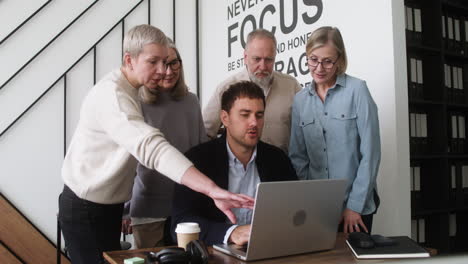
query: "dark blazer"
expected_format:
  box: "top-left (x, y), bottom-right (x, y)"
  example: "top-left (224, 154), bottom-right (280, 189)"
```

top-left (171, 135), bottom-right (297, 245)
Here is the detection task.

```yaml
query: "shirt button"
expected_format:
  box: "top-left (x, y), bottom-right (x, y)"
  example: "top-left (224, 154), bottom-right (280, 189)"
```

top-left (323, 148), bottom-right (326, 152)
top-left (341, 114), bottom-right (345, 118)
top-left (325, 168), bottom-right (328, 171)
top-left (324, 112), bottom-right (328, 116)
top-left (323, 130), bottom-right (326, 134)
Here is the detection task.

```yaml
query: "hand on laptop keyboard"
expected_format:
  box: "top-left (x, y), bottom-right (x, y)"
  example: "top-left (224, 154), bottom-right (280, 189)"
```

top-left (230, 243), bottom-right (249, 252)
top-left (229, 224), bottom-right (251, 246)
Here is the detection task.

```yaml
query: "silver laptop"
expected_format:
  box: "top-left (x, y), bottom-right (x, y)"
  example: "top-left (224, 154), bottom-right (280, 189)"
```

top-left (213, 179), bottom-right (346, 261)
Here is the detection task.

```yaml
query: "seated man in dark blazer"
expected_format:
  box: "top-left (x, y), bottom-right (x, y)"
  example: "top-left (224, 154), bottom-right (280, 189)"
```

top-left (171, 81), bottom-right (297, 246)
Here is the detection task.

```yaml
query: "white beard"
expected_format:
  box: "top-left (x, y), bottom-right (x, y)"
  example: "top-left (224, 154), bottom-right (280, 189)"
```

top-left (248, 71), bottom-right (273, 91)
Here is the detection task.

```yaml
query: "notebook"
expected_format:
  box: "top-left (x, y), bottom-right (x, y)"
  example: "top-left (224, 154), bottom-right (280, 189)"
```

top-left (346, 236), bottom-right (430, 259)
top-left (213, 179), bottom-right (346, 261)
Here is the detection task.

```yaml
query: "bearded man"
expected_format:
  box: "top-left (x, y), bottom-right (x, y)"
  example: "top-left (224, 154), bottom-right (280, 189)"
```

top-left (203, 29), bottom-right (301, 152)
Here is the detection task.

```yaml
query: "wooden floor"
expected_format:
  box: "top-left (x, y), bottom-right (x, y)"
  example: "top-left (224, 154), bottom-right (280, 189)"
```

top-left (0, 193), bottom-right (70, 264)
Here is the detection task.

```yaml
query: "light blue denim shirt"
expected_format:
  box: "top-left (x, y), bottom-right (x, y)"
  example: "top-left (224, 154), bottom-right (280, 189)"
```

top-left (223, 141), bottom-right (260, 243)
top-left (289, 74), bottom-right (381, 215)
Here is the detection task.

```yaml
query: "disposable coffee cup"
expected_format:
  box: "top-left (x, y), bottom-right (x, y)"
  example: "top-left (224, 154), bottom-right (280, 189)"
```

top-left (175, 222), bottom-right (200, 249)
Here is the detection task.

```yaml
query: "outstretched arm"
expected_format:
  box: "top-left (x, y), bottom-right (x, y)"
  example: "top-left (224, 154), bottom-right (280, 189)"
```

top-left (180, 166), bottom-right (254, 224)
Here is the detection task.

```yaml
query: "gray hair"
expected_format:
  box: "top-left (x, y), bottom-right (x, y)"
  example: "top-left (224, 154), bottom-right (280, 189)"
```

top-left (246, 28), bottom-right (277, 52)
top-left (306, 26), bottom-right (348, 75)
top-left (122, 24), bottom-right (167, 63)
top-left (139, 38), bottom-right (188, 104)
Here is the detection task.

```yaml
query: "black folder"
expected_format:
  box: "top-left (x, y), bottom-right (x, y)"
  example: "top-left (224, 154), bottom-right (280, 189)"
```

top-left (346, 236), bottom-right (430, 259)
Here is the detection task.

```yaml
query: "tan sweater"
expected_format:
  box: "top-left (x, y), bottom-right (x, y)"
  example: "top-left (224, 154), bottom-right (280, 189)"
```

top-left (203, 68), bottom-right (301, 152)
top-left (62, 69), bottom-right (193, 204)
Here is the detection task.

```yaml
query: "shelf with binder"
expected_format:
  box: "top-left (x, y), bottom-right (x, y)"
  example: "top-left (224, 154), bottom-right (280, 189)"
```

top-left (410, 162), bottom-right (423, 212)
top-left (464, 16), bottom-right (468, 56)
top-left (463, 165), bottom-right (468, 206)
top-left (444, 56), bottom-right (467, 104)
top-left (411, 216), bottom-right (428, 246)
top-left (407, 51), bottom-right (444, 102)
top-left (405, 3), bottom-right (423, 46)
top-left (447, 164), bottom-right (468, 252)
top-left (410, 159), bottom-right (449, 214)
top-left (448, 112), bottom-right (466, 153)
top-left (409, 106), bottom-right (446, 155)
top-left (448, 211), bottom-right (468, 252)
top-left (405, 1), bottom-right (442, 49)
top-left (465, 187), bottom-right (468, 206)
top-left (442, 12), bottom-right (465, 55)
top-left (412, 213), bottom-right (450, 252)
top-left (448, 212), bottom-right (456, 251)
top-left (406, 0), bottom-right (467, 254)
top-left (448, 161), bottom-right (464, 207)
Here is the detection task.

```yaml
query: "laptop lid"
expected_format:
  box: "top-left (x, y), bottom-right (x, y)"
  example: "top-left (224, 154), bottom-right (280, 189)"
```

top-left (214, 179), bottom-right (346, 261)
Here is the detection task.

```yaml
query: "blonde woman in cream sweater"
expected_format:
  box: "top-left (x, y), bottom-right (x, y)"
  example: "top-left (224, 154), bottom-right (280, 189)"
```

top-left (58, 25), bottom-right (253, 264)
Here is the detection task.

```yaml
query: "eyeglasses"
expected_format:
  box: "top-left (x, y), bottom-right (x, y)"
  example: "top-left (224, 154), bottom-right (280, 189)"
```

top-left (166, 59), bottom-right (181, 71)
top-left (306, 56), bottom-right (339, 69)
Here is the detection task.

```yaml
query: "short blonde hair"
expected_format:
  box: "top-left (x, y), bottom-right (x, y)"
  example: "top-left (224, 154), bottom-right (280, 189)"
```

top-left (122, 24), bottom-right (167, 63)
top-left (306, 26), bottom-right (348, 75)
top-left (139, 38), bottom-right (188, 104)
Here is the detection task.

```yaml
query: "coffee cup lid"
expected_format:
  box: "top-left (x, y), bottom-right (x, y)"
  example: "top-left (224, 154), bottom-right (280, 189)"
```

top-left (176, 222), bottom-right (200, 233)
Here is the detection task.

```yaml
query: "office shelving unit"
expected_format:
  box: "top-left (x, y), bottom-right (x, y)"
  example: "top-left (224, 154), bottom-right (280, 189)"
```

top-left (405, 0), bottom-right (468, 253)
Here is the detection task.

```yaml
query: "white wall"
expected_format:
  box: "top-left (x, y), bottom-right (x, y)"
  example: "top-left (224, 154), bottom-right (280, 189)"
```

top-left (0, 0), bottom-right (141, 242)
top-left (0, 0), bottom-right (49, 41)
top-left (200, 0), bottom-right (411, 236)
top-left (0, 0), bottom-right (410, 246)
top-left (200, 0), bottom-right (229, 105)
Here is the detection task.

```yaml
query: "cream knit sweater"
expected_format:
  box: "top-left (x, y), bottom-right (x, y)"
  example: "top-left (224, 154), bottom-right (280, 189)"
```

top-left (62, 69), bottom-right (193, 204)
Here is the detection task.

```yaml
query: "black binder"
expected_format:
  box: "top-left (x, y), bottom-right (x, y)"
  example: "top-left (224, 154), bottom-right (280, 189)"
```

top-left (346, 236), bottom-right (430, 259)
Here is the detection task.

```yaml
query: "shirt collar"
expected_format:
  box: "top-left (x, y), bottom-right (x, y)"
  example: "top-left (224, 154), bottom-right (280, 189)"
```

top-left (308, 73), bottom-right (346, 95)
top-left (226, 139), bottom-right (257, 165)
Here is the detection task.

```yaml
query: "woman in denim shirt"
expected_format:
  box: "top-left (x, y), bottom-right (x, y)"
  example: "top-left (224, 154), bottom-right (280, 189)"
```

top-left (289, 26), bottom-right (381, 233)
